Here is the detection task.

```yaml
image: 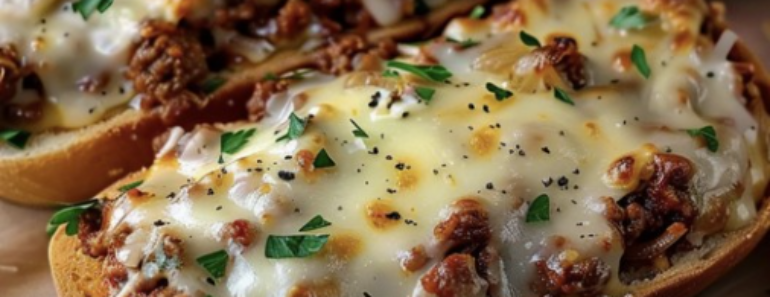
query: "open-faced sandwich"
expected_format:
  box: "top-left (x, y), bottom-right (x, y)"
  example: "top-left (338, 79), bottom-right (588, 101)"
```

top-left (49, 0), bottom-right (770, 296)
top-left (0, 0), bottom-right (485, 206)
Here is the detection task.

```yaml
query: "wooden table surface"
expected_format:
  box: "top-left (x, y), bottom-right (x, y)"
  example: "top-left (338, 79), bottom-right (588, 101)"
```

top-left (0, 1), bottom-right (768, 296)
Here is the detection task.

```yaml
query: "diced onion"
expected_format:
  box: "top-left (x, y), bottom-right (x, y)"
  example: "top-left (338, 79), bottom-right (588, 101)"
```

top-left (361, 0), bottom-right (402, 26)
top-left (712, 30), bottom-right (738, 60)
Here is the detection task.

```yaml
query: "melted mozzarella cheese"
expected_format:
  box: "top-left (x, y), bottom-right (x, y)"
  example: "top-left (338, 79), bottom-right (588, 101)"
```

top-left (0, 0), bottom-right (188, 130)
top-left (102, 0), bottom-right (768, 296)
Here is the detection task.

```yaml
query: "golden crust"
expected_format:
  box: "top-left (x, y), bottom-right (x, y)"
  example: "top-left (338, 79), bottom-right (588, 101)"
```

top-left (0, 0), bottom-right (488, 207)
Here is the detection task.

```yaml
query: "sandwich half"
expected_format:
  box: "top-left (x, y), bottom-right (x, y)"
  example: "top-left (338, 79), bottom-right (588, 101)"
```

top-left (49, 0), bottom-right (770, 296)
top-left (0, 0), bottom-right (486, 206)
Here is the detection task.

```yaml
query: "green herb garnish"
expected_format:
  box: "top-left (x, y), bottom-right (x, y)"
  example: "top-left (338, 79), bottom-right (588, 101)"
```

top-left (385, 61), bottom-right (453, 82)
top-left (415, 86), bottom-right (436, 103)
top-left (313, 148), bottom-right (336, 169)
top-left (609, 6), bottom-right (653, 30)
top-left (485, 83), bottom-right (513, 101)
top-left (265, 234), bottom-right (330, 259)
top-left (469, 5), bottom-right (485, 19)
top-left (526, 194), bottom-right (550, 223)
top-left (382, 69), bottom-right (400, 78)
top-left (47, 201), bottom-right (97, 236)
top-left (72, 0), bottom-right (113, 20)
top-left (221, 129), bottom-right (256, 155)
top-left (553, 87), bottom-right (575, 106)
top-left (0, 129), bottom-right (30, 149)
top-left (519, 30), bottom-right (541, 48)
top-left (299, 215), bottom-right (332, 232)
top-left (201, 76), bottom-right (227, 94)
top-left (276, 113), bottom-right (307, 142)
top-left (196, 250), bottom-right (229, 279)
top-left (118, 180), bottom-right (143, 192)
top-left (350, 119), bottom-right (369, 138)
top-left (631, 45), bottom-right (651, 79)
top-left (446, 37), bottom-right (480, 49)
top-left (686, 126), bottom-right (719, 152)
top-left (263, 73), bottom-right (279, 81)
top-left (284, 69), bottom-right (313, 80)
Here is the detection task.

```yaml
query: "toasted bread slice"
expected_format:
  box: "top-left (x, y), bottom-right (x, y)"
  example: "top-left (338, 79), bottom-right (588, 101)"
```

top-left (0, 0), bottom-right (488, 207)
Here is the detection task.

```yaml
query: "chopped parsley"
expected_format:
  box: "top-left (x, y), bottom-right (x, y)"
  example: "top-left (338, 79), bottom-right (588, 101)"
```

top-left (299, 215), bottom-right (332, 232)
top-left (201, 76), bottom-right (227, 94)
top-left (686, 126), bottom-right (719, 152)
top-left (47, 201), bottom-right (97, 236)
top-left (631, 45), bottom-right (651, 79)
top-left (265, 234), bottom-right (329, 259)
top-left (469, 5), bottom-right (486, 19)
top-left (485, 83), bottom-right (513, 101)
top-left (0, 129), bottom-right (30, 149)
top-left (519, 30), bottom-right (541, 48)
top-left (609, 6), bottom-right (653, 30)
top-left (284, 69), bottom-right (314, 80)
top-left (196, 250), bottom-right (229, 279)
top-left (276, 113), bottom-right (307, 142)
top-left (382, 69), bottom-right (400, 78)
top-left (263, 72), bottom-right (279, 81)
top-left (445, 37), bottom-right (480, 49)
top-left (313, 148), bottom-right (336, 169)
top-left (385, 61), bottom-right (453, 82)
top-left (221, 128), bottom-right (256, 156)
top-left (414, 86), bottom-right (436, 103)
top-left (350, 119), bottom-right (369, 138)
top-left (72, 0), bottom-right (113, 20)
top-left (526, 194), bottom-right (550, 223)
top-left (553, 87), bottom-right (575, 106)
top-left (118, 180), bottom-right (144, 192)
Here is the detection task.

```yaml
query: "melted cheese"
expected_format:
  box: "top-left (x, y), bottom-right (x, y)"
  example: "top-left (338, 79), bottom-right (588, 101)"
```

top-left (0, 0), bottom-right (190, 130)
top-left (100, 0), bottom-right (768, 296)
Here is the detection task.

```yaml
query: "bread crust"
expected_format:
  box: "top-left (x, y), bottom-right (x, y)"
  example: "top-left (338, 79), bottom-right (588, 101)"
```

top-left (48, 3), bottom-right (770, 297)
top-left (0, 0), bottom-right (488, 207)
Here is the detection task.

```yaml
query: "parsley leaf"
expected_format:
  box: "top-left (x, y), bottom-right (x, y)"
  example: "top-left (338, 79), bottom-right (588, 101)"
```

top-left (263, 73), bottom-right (279, 81)
top-left (221, 128), bottom-right (256, 155)
top-left (385, 61), bottom-right (453, 82)
top-left (0, 129), bottom-right (30, 149)
top-left (47, 201), bottom-right (97, 236)
top-left (553, 87), bottom-right (575, 106)
top-left (299, 215), bottom-right (332, 232)
top-left (526, 194), bottom-right (550, 223)
top-left (196, 250), bottom-right (229, 279)
top-left (118, 180), bottom-right (143, 192)
top-left (609, 6), bottom-right (653, 30)
top-left (265, 234), bottom-right (329, 259)
top-left (382, 69), bottom-right (400, 78)
top-left (519, 30), bottom-right (541, 48)
top-left (276, 113), bottom-right (307, 142)
top-left (72, 0), bottom-right (113, 20)
top-left (415, 86), bottom-right (436, 103)
top-left (284, 69), bottom-right (313, 80)
top-left (350, 119), bottom-right (369, 138)
top-left (446, 37), bottom-right (480, 49)
top-left (686, 126), bottom-right (719, 152)
top-left (485, 83), bottom-right (513, 101)
top-left (469, 5), bottom-right (485, 19)
top-left (313, 148), bottom-right (336, 169)
top-left (631, 45), bottom-right (651, 79)
top-left (201, 76), bottom-right (227, 94)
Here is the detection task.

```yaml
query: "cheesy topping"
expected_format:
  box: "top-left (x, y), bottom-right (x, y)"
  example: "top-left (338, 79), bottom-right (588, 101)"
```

top-left (90, 0), bottom-right (768, 296)
top-left (0, 0), bottom-right (192, 130)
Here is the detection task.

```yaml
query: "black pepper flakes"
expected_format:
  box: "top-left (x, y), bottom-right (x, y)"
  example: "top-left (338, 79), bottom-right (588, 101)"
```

top-left (369, 147), bottom-right (379, 155)
top-left (207, 188), bottom-right (214, 195)
top-left (485, 182), bottom-right (494, 190)
top-left (395, 163), bottom-right (406, 170)
top-left (468, 103), bottom-right (476, 110)
top-left (542, 177), bottom-right (553, 187)
top-left (369, 92), bottom-right (381, 108)
top-left (557, 176), bottom-right (569, 188)
top-left (387, 188), bottom-right (397, 194)
top-left (541, 147), bottom-right (550, 154)
top-left (153, 220), bottom-right (166, 227)
top-left (278, 171), bottom-right (296, 181)
top-left (385, 212), bottom-right (402, 220)
top-left (482, 105), bottom-right (490, 113)
top-left (573, 168), bottom-right (580, 175)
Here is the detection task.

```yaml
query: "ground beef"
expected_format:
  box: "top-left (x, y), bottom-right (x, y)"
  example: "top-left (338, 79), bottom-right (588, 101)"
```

top-left (529, 37), bottom-right (588, 90)
top-left (78, 207), bottom-right (107, 258)
top-left (0, 45), bottom-right (20, 102)
top-left (246, 79), bottom-right (289, 121)
top-left (433, 199), bottom-right (491, 255)
top-left (531, 256), bottom-right (611, 297)
top-left (127, 21), bottom-right (207, 103)
top-left (421, 254), bottom-right (488, 297)
top-left (313, 36), bottom-right (398, 74)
